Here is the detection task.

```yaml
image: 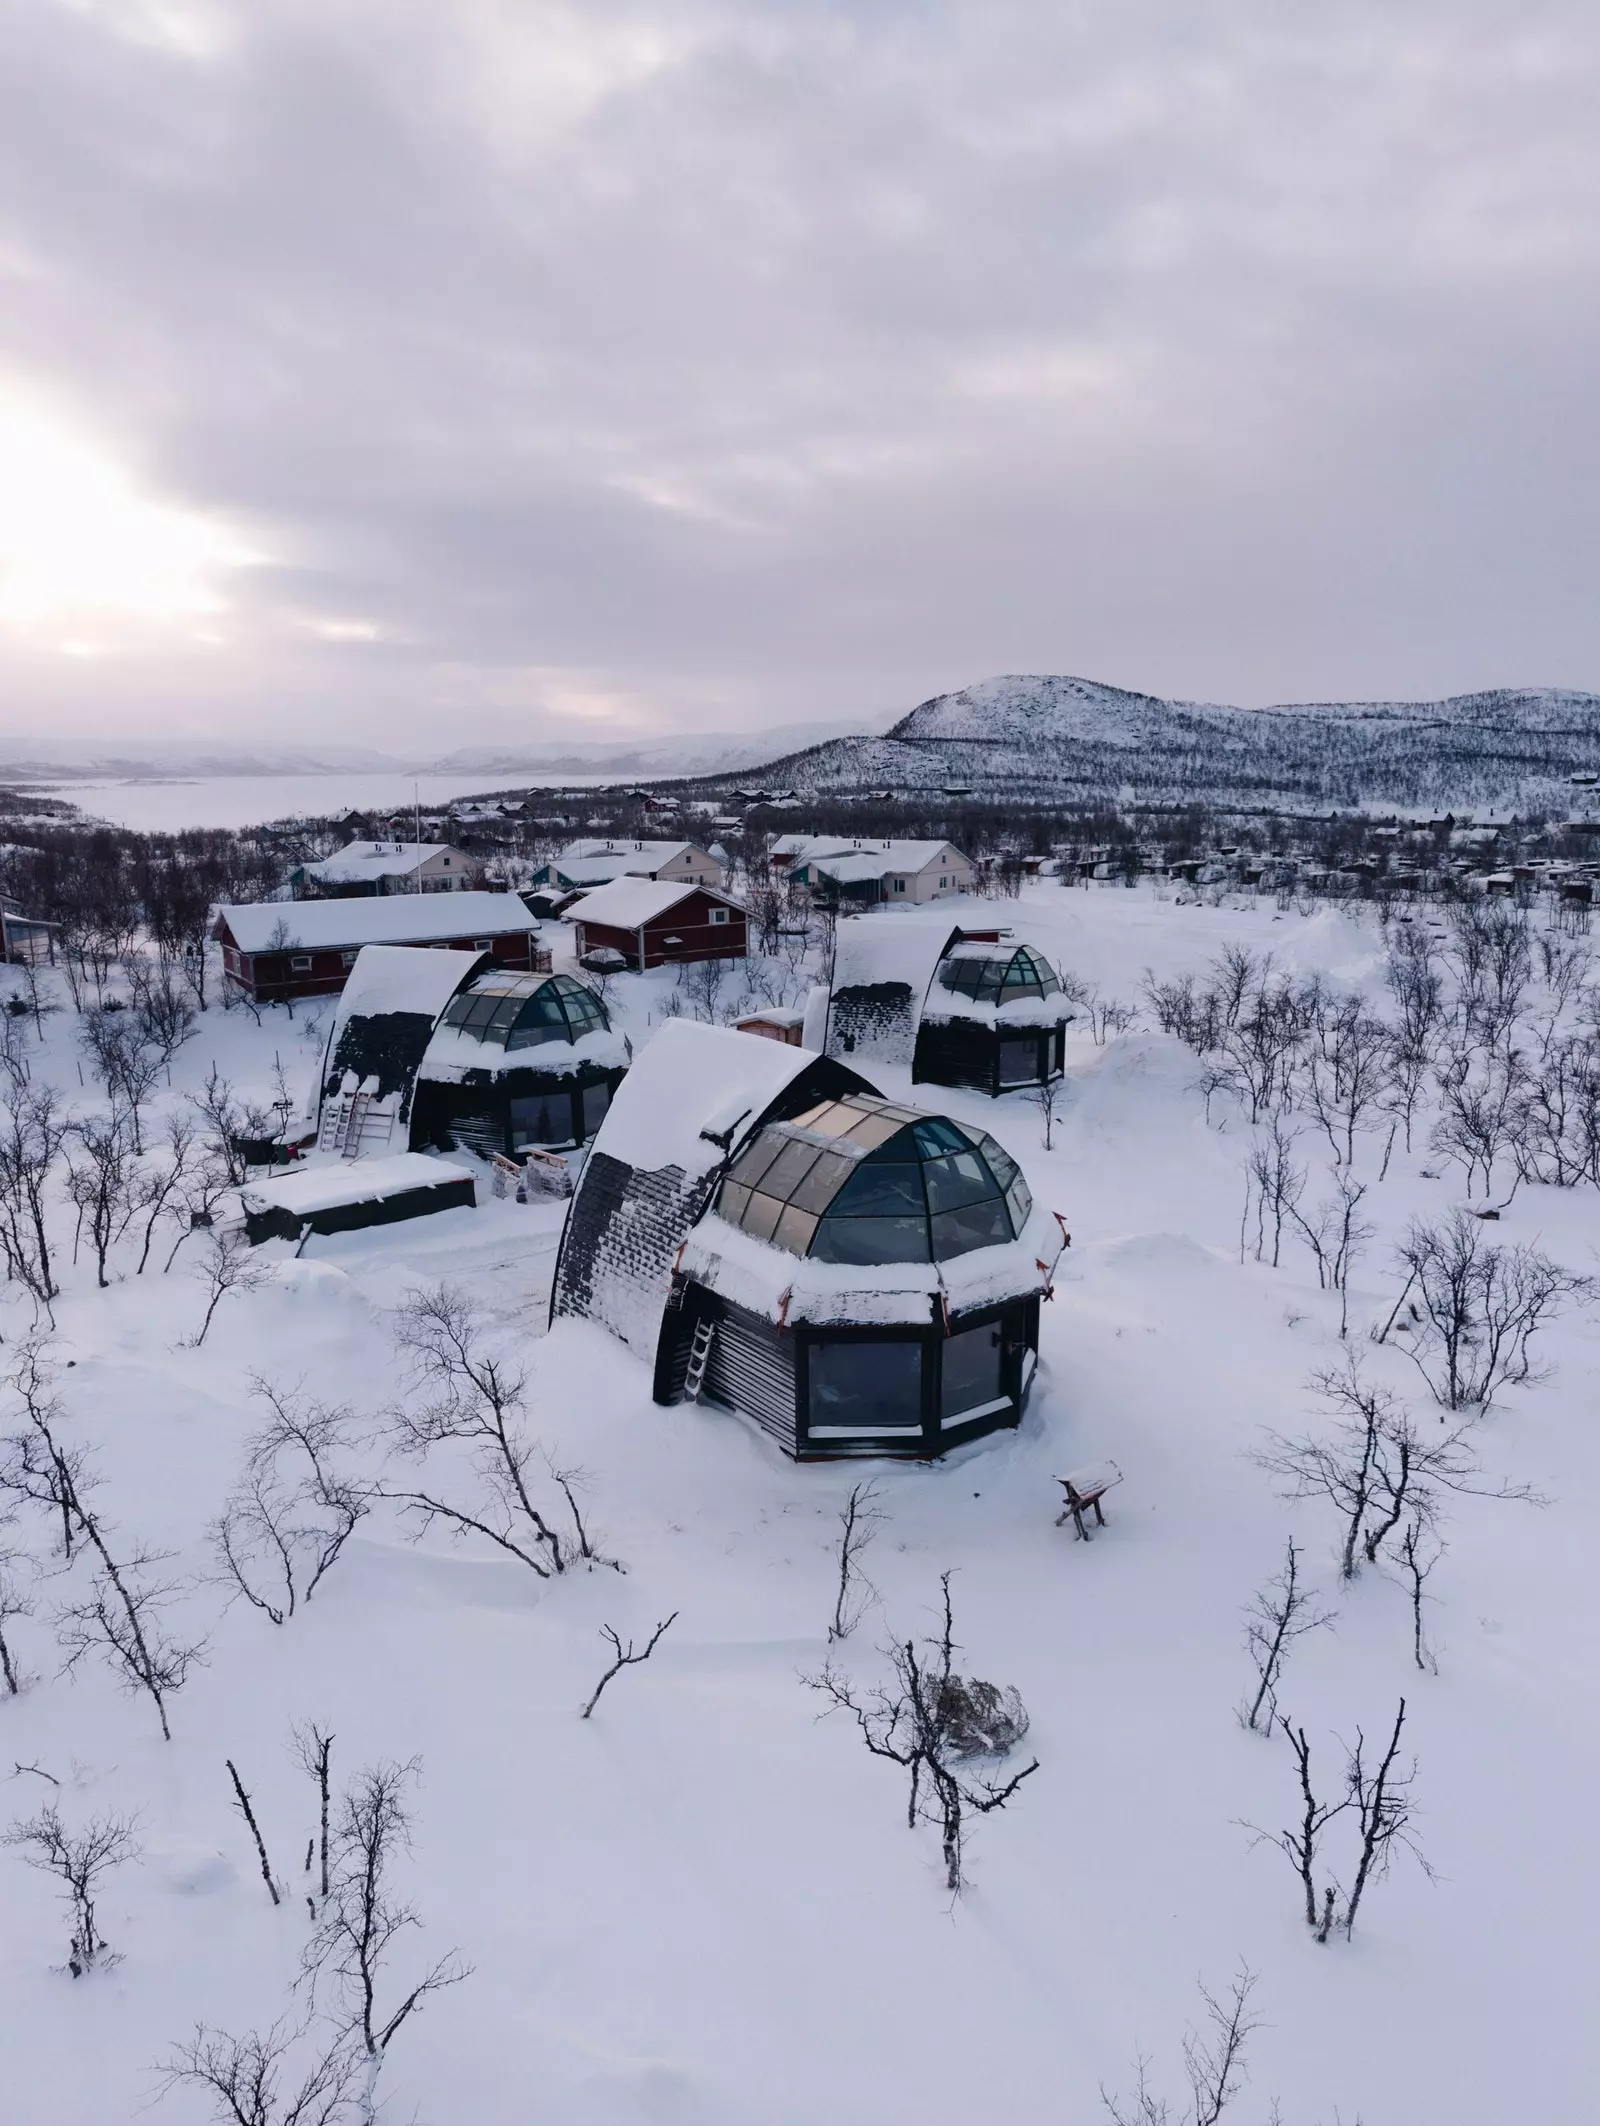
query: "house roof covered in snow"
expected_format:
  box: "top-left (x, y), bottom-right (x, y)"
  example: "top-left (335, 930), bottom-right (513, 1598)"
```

top-left (216, 892), bottom-right (538, 954)
top-left (569, 877), bottom-right (743, 930)
top-left (297, 841), bottom-right (450, 886)
top-left (240, 1151), bottom-right (474, 1218)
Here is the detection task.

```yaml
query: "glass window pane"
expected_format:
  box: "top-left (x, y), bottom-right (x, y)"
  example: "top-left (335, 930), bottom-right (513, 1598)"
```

top-left (580, 1079), bottom-right (611, 1135)
top-left (759, 1138), bottom-right (822, 1202)
top-left (741, 1190), bottom-right (784, 1243)
top-left (774, 1204), bottom-right (820, 1254)
top-left (912, 1118), bottom-right (969, 1157)
top-left (840, 1112), bottom-right (905, 1150)
top-left (787, 1149), bottom-right (859, 1215)
top-left (510, 1091), bottom-right (572, 1146)
top-left (923, 1151), bottom-right (999, 1213)
top-left (719, 1181), bottom-right (751, 1225)
top-left (941, 1320), bottom-right (1004, 1419)
top-left (1006, 1177), bottom-right (1033, 1230)
top-left (506, 1021), bottom-right (561, 1051)
top-left (463, 995), bottom-right (500, 1029)
top-left (729, 1133), bottom-right (788, 1188)
top-left (930, 1200), bottom-right (1012, 1258)
top-left (981, 1138), bottom-right (1019, 1191)
top-left (998, 1037), bottom-right (1042, 1086)
top-left (791, 1100), bottom-right (854, 1137)
top-left (811, 1215), bottom-right (930, 1264)
top-left (830, 1162), bottom-right (925, 1217)
top-left (442, 994), bottom-right (473, 1026)
top-left (808, 1339), bottom-right (923, 1430)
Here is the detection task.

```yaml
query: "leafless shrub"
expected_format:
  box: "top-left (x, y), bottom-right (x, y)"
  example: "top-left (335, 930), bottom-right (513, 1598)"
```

top-left (807, 1573), bottom-right (1039, 1892)
top-left (1241, 1117), bottom-right (1306, 1269)
top-left (1030, 1074), bottom-right (1063, 1150)
top-left (290, 1722), bottom-right (335, 1911)
top-left (1391, 1210), bottom-right (1593, 1409)
top-left (384, 1283), bottom-right (615, 1577)
top-left (828, 1479), bottom-right (884, 1642)
top-left (66, 1109), bottom-right (135, 1289)
top-left (580, 1612), bottom-right (677, 1718)
top-left (302, 1759), bottom-right (470, 2117)
top-left (56, 1543), bottom-right (207, 1742)
top-left (0, 1543), bottom-right (36, 1693)
top-left (1239, 1539), bottom-right (1335, 1732)
top-left (130, 1113), bottom-right (198, 1274)
top-left (187, 1230), bottom-right (268, 1348)
top-left (1100, 1965), bottom-right (1262, 2126)
top-left (4, 1802), bottom-right (140, 1974)
top-left (0, 1083), bottom-right (69, 1307)
top-left (213, 1383), bottom-right (369, 1625)
top-left (1256, 1357), bottom-right (1535, 1581)
top-left (160, 2020), bottom-right (359, 2126)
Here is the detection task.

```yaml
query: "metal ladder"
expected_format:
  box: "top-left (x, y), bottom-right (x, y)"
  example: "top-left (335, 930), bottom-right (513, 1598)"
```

top-left (318, 1088), bottom-right (370, 1157)
top-left (682, 1317), bottom-right (716, 1402)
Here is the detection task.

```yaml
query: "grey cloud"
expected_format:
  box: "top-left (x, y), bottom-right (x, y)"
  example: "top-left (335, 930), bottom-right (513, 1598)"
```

top-left (1, 0), bottom-right (1598, 747)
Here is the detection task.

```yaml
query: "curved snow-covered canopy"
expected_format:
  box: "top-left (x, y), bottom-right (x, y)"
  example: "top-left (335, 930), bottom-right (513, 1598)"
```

top-left (716, 1093), bottom-right (1033, 1265)
top-left (319, 944), bottom-right (489, 1113)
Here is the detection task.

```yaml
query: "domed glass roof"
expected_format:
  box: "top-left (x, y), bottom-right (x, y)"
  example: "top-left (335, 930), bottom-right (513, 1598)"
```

top-left (936, 942), bottom-right (1062, 1005)
top-left (715, 1093), bottom-right (1033, 1265)
top-left (439, 972), bottom-right (609, 1051)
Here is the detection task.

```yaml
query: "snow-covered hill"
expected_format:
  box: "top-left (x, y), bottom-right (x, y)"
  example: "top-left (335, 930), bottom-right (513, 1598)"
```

top-left (725, 673), bottom-right (1600, 812)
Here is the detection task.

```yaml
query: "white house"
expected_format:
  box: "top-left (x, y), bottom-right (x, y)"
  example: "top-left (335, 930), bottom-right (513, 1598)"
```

top-left (532, 839), bottom-right (726, 892)
top-left (783, 839), bottom-right (974, 907)
top-left (291, 841), bottom-right (474, 899)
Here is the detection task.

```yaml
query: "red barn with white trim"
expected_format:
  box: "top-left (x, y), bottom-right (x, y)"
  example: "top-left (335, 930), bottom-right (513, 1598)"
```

top-left (571, 878), bottom-right (747, 971)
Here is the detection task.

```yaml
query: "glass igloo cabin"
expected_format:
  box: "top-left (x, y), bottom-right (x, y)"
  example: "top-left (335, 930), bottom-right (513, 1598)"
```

top-left (551, 1022), bottom-right (1066, 1460)
top-left (409, 970), bottom-right (631, 1158)
top-left (659, 1087), bottom-right (1065, 1458)
top-left (912, 940), bottom-right (1074, 1096)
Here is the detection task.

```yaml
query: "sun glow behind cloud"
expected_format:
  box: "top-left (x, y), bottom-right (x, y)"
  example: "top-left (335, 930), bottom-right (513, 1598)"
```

top-left (0, 381), bottom-right (261, 651)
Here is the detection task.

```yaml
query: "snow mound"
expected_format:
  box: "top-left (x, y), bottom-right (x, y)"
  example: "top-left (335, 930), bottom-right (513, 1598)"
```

top-left (145, 1841), bottom-right (237, 1897)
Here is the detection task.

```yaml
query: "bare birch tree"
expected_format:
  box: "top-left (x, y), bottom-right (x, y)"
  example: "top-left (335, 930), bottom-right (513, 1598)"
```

top-left (4, 1803), bottom-right (141, 1974)
top-left (828, 1480), bottom-right (884, 1642)
top-left (1239, 1539), bottom-right (1334, 1732)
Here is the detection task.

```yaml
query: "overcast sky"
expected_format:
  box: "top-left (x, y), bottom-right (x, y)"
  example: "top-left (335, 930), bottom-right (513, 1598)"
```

top-left (1, 0), bottom-right (1597, 753)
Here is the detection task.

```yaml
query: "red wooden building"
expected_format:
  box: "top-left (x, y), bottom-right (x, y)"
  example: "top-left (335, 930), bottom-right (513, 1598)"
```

top-left (214, 892), bottom-right (546, 1005)
top-left (570, 878), bottom-right (747, 971)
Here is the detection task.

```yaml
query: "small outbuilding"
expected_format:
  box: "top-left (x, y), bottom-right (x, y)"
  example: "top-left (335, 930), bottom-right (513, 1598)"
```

top-left (913, 939), bottom-right (1073, 1095)
top-left (240, 1152), bottom-right (476, 1246)
top-left (410, 969), bottom-right (630, 1158)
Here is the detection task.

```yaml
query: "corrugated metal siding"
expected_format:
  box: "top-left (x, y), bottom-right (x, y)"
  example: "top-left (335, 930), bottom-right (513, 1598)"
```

top-left (703, 1302), bottom-right (797, 1451)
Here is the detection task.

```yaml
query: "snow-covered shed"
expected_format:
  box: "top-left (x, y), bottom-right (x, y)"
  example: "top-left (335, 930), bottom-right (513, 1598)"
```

top-left (551, 1022), bottom-right (1064, 1461)
top-left (410, 969), bottom-right (631, 1159)
top-left (551, 1020), bottom-right (873, 1360)
top-left (822, 915), bottom-right (964, 1067)
top-left (314, 945), bottom-right (489, 1155)
top-left (240, 1152), bottom-right (476, 1245)
top-left (913, 939), bottom-right (1074, 1095)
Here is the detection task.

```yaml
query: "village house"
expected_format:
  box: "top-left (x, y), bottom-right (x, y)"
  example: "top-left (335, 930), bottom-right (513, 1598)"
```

top-left (551, 1021), bottom-right (1064, 1460)
top-left (214, 891), bottom-right (546, 1005)
top-left (776, 838), bottom-right (974, 908)
top-left (529, 839), bottom-right (725, 892)
top-left (569, 877), bottom-right (747, 971)
top-left (289, 841), bottom-right (475, 899)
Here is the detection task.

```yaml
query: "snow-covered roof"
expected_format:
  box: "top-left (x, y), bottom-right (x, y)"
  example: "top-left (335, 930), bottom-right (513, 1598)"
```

top-left (551, 1022), bottom-right (874, 1355)
top-left (824, 914), bottom-right (963, 1066)
top-left (317, 946), bottom-right (488, 1124)
top-left (792, 839), bottom-right (966, 878)
top-left (678, 1196), bottom-right (1067, 1330)
top-left (569, 877), bottom-right (743, 930)
top-left (556, 838), bottom-right (710, 869)
top-left (217, 892), bottom-right (538, 954)
top-left (298, 841), bottom-right (449, 885)
top-left (418, 1018), bottom-right (630, 1085)
top-left (240, 1152), bottom-right (474, 1218)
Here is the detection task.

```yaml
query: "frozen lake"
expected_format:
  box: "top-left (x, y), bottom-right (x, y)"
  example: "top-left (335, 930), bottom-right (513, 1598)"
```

top-left (28, 769), bottom-right (612, 833)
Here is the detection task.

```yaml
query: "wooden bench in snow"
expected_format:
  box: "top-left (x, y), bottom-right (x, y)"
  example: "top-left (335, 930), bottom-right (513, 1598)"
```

top-left (1055, 1460), bottom-right (1123, 1542)
top-left (240, 1153), bottom-right (476, 1248)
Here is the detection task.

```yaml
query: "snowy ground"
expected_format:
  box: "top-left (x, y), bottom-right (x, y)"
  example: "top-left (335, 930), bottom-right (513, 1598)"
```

top-left (2, 882), bottom-right (1597, 2125)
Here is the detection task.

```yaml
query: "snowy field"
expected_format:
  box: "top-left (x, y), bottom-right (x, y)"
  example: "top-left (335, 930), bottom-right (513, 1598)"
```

top-left (22, 772), bottom-right (609, 833)
top-left (2, 881), bottom-right (1597, 2126)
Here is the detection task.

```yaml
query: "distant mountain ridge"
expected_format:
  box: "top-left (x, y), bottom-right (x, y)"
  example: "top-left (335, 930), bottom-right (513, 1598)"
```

top-left (0, 715), bottom-right (889, 787)
top-left (719, 675), bottom-right (1600, 812)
